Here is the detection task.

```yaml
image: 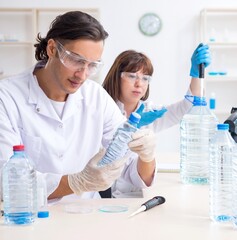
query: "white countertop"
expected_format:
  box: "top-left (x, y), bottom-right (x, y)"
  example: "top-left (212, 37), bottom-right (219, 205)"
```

top-left (1, 172), bottom-right (237, 240)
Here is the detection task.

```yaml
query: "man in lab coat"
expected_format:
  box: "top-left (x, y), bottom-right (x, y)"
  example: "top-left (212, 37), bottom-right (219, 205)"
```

top-left (0, 11), bottom-right (157, 200)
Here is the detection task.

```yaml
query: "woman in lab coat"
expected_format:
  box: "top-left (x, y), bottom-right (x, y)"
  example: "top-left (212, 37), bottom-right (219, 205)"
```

top-left (103, 45), bottom-right (211, 197)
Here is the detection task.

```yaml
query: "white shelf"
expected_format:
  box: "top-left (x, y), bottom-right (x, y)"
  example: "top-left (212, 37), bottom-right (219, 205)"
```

top-left (201, 8), bottom-right (237, 15)
top-left (0, 41), bottom-right (33, 46)
top-left (200, 8), bottom-right (237, 119)
top-left (0, 8), bottom-right (99, 78)
top-left (208, 42), bottom-right (237, 48)
top-left (206, 75), bottom-right (237, 82)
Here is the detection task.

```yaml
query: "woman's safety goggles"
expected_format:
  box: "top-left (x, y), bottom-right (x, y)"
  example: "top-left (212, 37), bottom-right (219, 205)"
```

top-left (121, 72), bottom-right (152, 84)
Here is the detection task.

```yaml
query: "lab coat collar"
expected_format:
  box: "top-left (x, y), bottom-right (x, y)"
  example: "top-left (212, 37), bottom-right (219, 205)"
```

top-left (116, 100), bottom-right (144, 117)
top-left (62, 93), bottom-right (83, 121)
top-left (28, 70), bottom-right (83, 122)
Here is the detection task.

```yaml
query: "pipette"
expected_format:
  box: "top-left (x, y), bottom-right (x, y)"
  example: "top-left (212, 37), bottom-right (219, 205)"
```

top-left (199, 63), bottom-right (205, 98)
top-left (129, 196), bottom-right (165, 217)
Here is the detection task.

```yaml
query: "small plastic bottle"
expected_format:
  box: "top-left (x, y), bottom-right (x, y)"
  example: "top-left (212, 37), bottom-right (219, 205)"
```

top-left (180, 96), bottom-right (218, 184)
top-left (210, 124), bottom-right (237, 223)
top-left (2, 145), bottom-right (37, 225)
top-left (209, 27), bottom-right (216, 42)
top-left (37, 174), bottom-right (49, 218)
top-left (98, 112), bottom-right (141, 166)
top-left (209, 92), bottom-right (216, 112)
top-left (209, 93), bottom-right (219, 124)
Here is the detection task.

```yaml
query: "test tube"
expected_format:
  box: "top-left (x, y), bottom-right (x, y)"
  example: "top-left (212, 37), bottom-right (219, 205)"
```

top-left (37, 174), bottom-right (49, 218)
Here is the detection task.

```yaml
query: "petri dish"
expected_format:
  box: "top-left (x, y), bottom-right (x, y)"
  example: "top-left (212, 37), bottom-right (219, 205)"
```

top-left (64, 203), bottom-right (93, 214)
top-left (98, 205), bottom-right (128, 213)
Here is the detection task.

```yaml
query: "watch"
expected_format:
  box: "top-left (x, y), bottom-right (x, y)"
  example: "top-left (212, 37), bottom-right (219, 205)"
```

top-left (138, 13), bottom-right (162, 36)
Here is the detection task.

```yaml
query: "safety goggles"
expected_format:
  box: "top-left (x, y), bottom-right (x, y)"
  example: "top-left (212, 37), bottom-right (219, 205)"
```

top-left (121, 72), bottom-right (152, 84)
top-left (56, 41), bottom-right (103, 76)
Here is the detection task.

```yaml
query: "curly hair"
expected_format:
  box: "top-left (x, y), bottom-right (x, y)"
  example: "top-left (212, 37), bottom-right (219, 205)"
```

top-left (34, 11), bottom-right (108, 61)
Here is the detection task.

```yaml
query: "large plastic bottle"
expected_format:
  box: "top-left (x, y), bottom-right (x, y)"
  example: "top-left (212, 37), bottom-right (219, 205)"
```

top-left (232, 132), bottom-right (237, 228)
top-left (180, 96), bottom-right (218, 184)
top-left (210, 123), bottom-right (236, 223)
top-left (2, 145), bottom-right (37, 225)
top-left (98, 112), bottom-right (141, 166)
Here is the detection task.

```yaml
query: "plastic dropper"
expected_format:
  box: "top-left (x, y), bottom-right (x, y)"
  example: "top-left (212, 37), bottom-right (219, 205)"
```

top-left (199, 63), bottom-right (205, 98)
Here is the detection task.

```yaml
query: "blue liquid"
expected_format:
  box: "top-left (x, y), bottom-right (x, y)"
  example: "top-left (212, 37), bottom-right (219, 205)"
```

top-left (4, 212), bottom-right (35, 225)
top-left (181, 177), bottom-right (209, 185)
top-left (214, 215), bottom-right (231, 222)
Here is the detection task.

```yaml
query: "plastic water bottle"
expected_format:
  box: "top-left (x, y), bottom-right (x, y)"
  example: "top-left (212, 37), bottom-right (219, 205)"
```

top-left (210, 123), bottom-right (237, 223)
top-left (98, 112), bottom-right (141, 166)
top-left (232, 137), bottom-right (237, 228)
top-left (2, 145), bottom-right (37, 225)
top-left (180, 96), bottom-right (218, 184)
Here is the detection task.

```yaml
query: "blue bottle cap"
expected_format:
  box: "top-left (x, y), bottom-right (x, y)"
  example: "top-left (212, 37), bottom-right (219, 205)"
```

top-left (129, 112), bottom-right (141, 124)
top-left (38, 211), bottom-right (49, 218)
top-left (217, 123), bottom-right (229, 130)
top-left (193, 96), bottom-right (207, 106)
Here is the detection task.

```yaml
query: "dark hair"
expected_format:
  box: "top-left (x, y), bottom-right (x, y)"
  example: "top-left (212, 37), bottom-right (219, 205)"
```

top-left (102, 50), bottom-right (153, 101)
top-left (34, 11), bottom-right (109, 61)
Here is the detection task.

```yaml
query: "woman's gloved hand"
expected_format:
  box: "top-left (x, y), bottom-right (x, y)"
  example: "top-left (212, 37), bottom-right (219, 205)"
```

top-left (68, 148), bottom-right (127, 195)
top-left (128, 129), bottom-right (156, 163)
top-left (136, 103), bottom-right (167, 128)
top-left (190, 43), bottom-right (211, 78)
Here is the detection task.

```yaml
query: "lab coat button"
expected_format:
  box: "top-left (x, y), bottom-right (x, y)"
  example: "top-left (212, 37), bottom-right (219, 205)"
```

top-left (36, 108), bottom-right (40, 112)
top-left (59, 124), bottom-right (63, 128)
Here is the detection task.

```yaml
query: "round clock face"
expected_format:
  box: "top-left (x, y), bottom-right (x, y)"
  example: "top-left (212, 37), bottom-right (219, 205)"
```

top-left (139, 13), bottom-right (162, 36)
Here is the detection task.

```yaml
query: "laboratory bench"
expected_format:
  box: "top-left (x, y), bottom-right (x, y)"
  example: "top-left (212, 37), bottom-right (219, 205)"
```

top-left (1, 172), bottom-right (237, 240)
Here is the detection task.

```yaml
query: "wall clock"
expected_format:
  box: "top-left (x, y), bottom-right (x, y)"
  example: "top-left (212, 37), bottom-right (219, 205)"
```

top-left (138, 13), bottom-right (162, 36)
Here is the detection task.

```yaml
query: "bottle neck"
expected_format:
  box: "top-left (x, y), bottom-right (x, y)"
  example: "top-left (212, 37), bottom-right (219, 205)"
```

top-left (13, 150), bottom-right (25, 157)
top-left (128, 120), bottom-right (137, 128)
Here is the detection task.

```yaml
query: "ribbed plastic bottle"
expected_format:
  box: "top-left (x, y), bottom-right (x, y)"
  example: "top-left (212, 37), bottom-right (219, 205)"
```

top-left (210, 124), bottom-right (237, 223)
top-left (231, 129), bottom-right (237, 228)
top-left (2, 145), bottom-right (37, 225)
top-left (180, 96), bottom-right (218, 184)
top-left (98, 112), bottom-right (141, 166)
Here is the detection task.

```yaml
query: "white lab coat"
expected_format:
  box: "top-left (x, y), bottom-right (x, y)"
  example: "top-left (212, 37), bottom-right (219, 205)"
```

top-left (112, 93), bottom-right (192, 198)
top-left (0, 66), bottom-right (152, 200)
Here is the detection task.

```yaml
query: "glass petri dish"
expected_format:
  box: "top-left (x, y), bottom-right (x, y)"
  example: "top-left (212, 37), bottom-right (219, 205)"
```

top-left (98, 205), bottom-right (128, 213)
top-left (64, 203), bottom-right (93, 214)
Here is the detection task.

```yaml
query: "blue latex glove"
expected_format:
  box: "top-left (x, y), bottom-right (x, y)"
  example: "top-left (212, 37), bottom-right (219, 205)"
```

top-left (190, 43), bottom-right (211, 78)
top-left (136, 103), bottom-right (167, 128)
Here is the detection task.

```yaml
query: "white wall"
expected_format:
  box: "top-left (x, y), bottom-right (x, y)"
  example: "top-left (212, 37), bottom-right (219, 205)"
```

top-left (1, 0), bottom-right (237, 154)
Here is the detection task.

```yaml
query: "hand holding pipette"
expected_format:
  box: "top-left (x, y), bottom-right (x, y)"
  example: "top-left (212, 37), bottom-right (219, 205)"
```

top-left (190, 43), bottom-right (211, 97)
top-left (190, 43), bottom-right (211, 78)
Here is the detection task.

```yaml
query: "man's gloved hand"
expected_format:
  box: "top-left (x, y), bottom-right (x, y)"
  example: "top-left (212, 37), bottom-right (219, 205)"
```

top-left (68, 148), bottom-right (127, 195)
top-left (136, 103), bottom-right (167, 128)
top-left (128, 129), bottom-right (156, 162)
top-left (190, 43), bottom-right (211, 78)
